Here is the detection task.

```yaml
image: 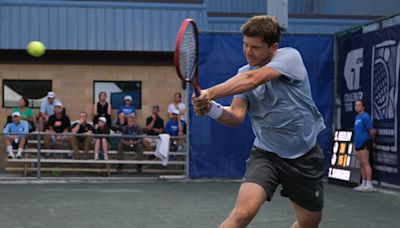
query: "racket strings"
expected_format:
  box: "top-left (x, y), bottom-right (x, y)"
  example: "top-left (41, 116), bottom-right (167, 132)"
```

top-left (179, 25), bottom-right (197, 81)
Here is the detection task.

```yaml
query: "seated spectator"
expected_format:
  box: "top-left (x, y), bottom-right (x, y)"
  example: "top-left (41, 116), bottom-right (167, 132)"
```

top-left (145, 105), bottom-right (164, 135)
top-left (116, 95), bottom-right (135, 128)
top-left (93, 91), bottom-right (111, 127)
top-left (165, 109), bottom-right (186, 151)
top-left (43, 101), bottom-right (72, 156)
top-left (71, 111), bottom-right (94, 159)
top-left (94, 117), bottom-right (110, 160)
top-left (38, 91), bottom-right (60, 131)
top-left (117, 115), bottom-right (144, 172)
top-left (3, 112), bottom-right (29, 159)
top-left (167, 92), bottom-right (186, 121)
top-left (144, 105), bottom-right (164, 150)
top-left (13, 97), bottom-right (35, 132)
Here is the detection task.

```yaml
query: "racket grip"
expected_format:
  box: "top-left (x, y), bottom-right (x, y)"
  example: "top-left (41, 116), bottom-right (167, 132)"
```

top-left (194, 84), bottom-right (201, 97)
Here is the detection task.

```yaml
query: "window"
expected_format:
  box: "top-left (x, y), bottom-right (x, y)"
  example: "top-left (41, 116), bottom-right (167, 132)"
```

top-left (93, 81), bottom-right (142, 109)
top-left (2, 80), bottom-right (52, 108)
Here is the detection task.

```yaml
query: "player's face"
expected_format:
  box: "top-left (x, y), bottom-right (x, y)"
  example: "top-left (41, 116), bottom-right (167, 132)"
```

top-left (354, 101), bottom-right (364, 113)
top-left (243, 36), bottom-right (276, 67)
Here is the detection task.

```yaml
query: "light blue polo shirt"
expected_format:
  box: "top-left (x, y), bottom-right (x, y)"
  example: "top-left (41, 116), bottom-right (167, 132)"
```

top-left (40, 98), bottom-right (60, 116)
top-left (3, 120), bottom-right (29, 137)
top-left (234, 47), bottom-right (325, 159)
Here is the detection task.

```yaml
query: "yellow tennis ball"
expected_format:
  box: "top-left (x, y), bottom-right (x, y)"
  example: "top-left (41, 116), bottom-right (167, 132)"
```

top-left (27, 41), bottom-right (46, 57)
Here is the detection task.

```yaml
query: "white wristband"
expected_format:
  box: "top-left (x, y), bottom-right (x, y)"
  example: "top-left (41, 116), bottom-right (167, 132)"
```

top-left (206, 100), bottom-right (223, 119)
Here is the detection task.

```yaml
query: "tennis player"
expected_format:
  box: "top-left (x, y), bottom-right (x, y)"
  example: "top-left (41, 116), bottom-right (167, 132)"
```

top-left (192, 15), bottom-right (325, 228)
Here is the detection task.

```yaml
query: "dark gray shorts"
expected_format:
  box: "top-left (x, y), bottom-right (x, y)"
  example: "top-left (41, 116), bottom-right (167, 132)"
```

top-left (243, 145), bottom-right (324, 211)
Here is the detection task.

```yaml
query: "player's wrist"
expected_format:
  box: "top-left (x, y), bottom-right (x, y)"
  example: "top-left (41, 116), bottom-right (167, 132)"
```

top-left (206, 100), bottom-right (223, 119)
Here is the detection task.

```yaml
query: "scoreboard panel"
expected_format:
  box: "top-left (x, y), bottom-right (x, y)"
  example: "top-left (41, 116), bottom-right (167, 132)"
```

top-left (328, 130), bottom-right (361, 186)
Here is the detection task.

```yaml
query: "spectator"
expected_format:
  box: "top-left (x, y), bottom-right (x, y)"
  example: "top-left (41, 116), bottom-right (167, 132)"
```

top-left (12, 97), bottom-right (35, 132)
top-left (94, 117), bottom-right (111, 160)
top-left (116, 95), bottom-right (136, 127)
top-left (117, 115), bottom-right (144, 172)
top-left (38, 91), bottom-right (60, 131)
top-left (93, 91), bottom-right (112, 127)
top-left (43, 101), bottom-right (72, 156)
top-left (71, 111), bottom-right (94, 160)
top-left (165, 109), bottom-right (186, 151)
top-left (145, 105), bottom-right (164, 136)
top-left (167, 92), bottom-right (186, 121)
top-left (3, 112), bottom-right (29, 159)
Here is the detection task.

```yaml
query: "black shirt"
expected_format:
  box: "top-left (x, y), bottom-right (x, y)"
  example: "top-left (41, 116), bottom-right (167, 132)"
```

top-left (96, 102), bottom-right (109, 116)
top-left (48, 114), bottom-right (71, 133)
top-left (71, 122), bottom-right (95, 142)
top-left (94, 126), bottom-right (111, 140)
top-left (146, 116), bottom-right (164, 135)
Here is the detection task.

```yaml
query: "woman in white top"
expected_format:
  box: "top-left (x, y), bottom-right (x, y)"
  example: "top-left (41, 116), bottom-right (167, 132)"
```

top-left (167, 92), bottom-right (186, 121)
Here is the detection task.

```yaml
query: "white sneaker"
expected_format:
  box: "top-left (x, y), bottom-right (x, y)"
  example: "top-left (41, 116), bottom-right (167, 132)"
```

top-left (353, 185), bottom-right (365, 191)
top-left (103, 154), bottom-right (109, 160)
top-left (361, 185), bottom-right (376, 192)
top-left (94, 154), bottom-right (99, 160)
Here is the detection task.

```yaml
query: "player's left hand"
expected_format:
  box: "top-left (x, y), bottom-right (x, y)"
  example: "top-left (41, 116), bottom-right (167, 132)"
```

top-left (192, 90), bottom-right (211, 116)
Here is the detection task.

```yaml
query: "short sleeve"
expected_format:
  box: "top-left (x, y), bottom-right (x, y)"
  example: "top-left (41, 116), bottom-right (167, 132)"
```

top-left (266, 48), bottom-right (307, 83)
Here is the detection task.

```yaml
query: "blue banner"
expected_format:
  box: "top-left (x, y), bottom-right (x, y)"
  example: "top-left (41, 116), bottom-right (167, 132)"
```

top-left (189, 33), bottom-right (334, 178)
top-left (337, 24), bottom-right (400, 185)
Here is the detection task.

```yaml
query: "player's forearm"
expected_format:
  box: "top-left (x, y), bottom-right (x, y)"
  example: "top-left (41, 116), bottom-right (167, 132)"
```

top-left (216, 107), bottom-right (244, 127)
top-left (206, 67), bottom-right (279, 100)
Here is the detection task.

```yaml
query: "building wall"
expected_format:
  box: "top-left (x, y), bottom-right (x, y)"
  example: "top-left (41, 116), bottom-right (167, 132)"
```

top-left (0, 63), bottom-right (183, 128)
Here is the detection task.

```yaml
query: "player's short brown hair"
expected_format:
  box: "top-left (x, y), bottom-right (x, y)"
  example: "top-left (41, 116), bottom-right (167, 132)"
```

top-left (241, 15), bottom-right (281, 46)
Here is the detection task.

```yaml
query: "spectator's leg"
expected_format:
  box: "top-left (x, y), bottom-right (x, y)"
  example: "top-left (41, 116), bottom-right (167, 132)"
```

top-left (43, 132), bottom-right (51, 149)
top-left (70, 136), bottom-right (80, 159)
top-left (83, 136), bottom-right (93, 160)
top-left (94, 139), bottom-right (100, 160)
top-left (117, 142), bottom-right (125, 160)
top-left (5, 137), bottom-right (14, 158)
top-left (177, 132), bottom-right (184, 151)
top-left (16, 136), bottom-right (26, 158)
top-left (38, 116), bottom-right (45, 132)
top-left (134, 143), bottom-right (144, 173)
top-left (102, 138), bottom-right (109, 160)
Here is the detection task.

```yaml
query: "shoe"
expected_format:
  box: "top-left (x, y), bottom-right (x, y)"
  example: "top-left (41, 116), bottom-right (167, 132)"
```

top-left (16, 154), bottom-right (22, 159)
top-left (353, 185), bottom-right (365, 191)
top-left (94, 154), bottom-right (99, 160)
top-left (103, 154), bottom-right (109, 160)
top-left (360, 185), bottom-right (376, 192)
top-left (7, 154), bottom-right (15, 159)
top-left (136, 164), bottom-right (143, 174)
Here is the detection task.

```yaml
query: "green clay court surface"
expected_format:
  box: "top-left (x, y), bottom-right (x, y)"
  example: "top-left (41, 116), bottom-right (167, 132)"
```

top-left (0, 181), bottom-right (399, 228)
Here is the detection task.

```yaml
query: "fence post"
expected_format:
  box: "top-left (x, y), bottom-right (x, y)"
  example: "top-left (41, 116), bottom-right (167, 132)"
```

top-left (36, 133), bottom-right (41, 179)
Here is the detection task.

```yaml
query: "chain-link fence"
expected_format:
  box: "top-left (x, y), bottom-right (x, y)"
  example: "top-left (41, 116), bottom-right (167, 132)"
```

top-left (0, 132), bottom-right (187, 179)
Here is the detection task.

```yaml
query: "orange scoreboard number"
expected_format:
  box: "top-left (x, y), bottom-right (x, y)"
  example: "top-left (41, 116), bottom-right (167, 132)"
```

top-left (328, 130), bottom-right (361, 186)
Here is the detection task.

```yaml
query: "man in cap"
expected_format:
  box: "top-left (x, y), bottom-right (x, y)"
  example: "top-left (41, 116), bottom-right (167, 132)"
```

top-left (116, 95), bottom-right (136, 129)
top-left (3, 112), bottom-right (29, 159)
top-left (43, 101), bottom-right (72, 157)
top-left (165, 109), bottom-right (186, 151)
top-left (38, 91), bottom-right (61, 131)
top-left (70, 111), bottom-right (95, 159)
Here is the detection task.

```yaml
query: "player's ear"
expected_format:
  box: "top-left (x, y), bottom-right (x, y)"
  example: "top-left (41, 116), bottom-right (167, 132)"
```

top-left (271, 42), bottom-right (278, 52)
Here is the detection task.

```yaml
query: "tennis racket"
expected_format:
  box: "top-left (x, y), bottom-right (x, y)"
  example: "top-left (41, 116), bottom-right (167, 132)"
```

top-left (174, 19), bottom-right (201, 97)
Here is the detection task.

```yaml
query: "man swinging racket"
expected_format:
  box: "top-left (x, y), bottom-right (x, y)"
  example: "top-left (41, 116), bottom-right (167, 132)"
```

top-left (192, 15), bottom-right (326, 228)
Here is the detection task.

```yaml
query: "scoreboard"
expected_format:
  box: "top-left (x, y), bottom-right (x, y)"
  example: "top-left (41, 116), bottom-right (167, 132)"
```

top-left (328, 130), bottom-right (361, 186)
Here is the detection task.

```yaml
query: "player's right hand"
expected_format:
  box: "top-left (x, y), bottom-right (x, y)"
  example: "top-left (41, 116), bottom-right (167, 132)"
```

top-left (192, 90), bottom-right (211, 116)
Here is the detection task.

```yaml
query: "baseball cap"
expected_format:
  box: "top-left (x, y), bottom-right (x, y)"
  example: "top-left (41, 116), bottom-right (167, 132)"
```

top-left (172, 109), bottom-right (180, 115)
top-left (12, 111), bottom-right (20, 117)
top-left (54, 101), bottom-right (63, 107)
top-left (47, 91), bottom-right (55, 98)
top-left (124, 95), bottom-right (132, 101)
top-left (98, 116), bottom-right (107, 123)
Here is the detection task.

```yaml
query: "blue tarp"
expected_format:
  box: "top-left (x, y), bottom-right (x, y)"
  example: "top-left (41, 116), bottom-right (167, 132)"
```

top-left (189, 33), bottom-right (334, 178)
